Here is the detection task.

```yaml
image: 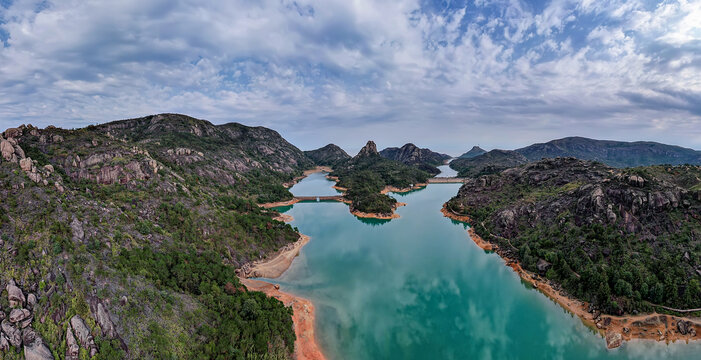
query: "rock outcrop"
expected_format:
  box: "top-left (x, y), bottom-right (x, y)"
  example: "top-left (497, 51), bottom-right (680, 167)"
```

top-left (7, 281), bottom-right (25, 307)
top-left (379, 143), bottom-right (450, 169)
top-left (22, 327), bottom-right (54, 360)
top-left (65, 327), bottom-right (80, 360)
top-left (70, 315), bottom-right (98, 357)
top-left (354, 141), bottom-right (379, 159)
top-left (605, 331), bottom-right (623, 349)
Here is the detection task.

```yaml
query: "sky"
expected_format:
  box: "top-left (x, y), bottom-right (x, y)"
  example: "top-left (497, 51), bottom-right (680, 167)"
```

top-left (0, 0), bottom-right (700, 156)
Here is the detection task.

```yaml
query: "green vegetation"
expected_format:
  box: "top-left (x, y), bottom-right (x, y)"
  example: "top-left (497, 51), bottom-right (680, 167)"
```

top-left (117, 248), bottom-right (295, 358)
top-left (332, 151), bottom-right (429, 214)
top-left (0, 116), bottom-right (313, 359)
top-left (447, 159), bottom-right (701, 315)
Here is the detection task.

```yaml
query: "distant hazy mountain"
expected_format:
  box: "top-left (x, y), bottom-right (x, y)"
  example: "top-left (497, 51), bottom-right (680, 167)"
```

top-left (304, 143), bottom-right (350, 166)
top-left (515, 137), bottom-right (701, 168)
top-left (458, 146), bottom-right (487, 159)
top-left (380, 143), bottom-right (451, 175)
top-left (449, 150), bottom-right (528, 177)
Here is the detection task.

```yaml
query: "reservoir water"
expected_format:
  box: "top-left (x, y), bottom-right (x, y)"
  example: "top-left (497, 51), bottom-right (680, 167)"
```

top-left (435, 164), bottom-right (458, 178)
top-left (273, 173), bottom-right (700, 359)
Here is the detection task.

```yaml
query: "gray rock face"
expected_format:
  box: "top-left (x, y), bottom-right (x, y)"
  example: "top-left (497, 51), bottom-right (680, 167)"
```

top-left (70, 315), bottom-right (98, 357)
top-left (65, 327), bottom-right (80, 360)
top-left (96, 302), bottom-right (117, 339)
top-left (22, 327), bottom-right (54, 360)
top-left (677, 320), bottom-right (691, 335)
top-left (355, 141), bottom-right (379, 158)
top-left (27, 294), bottom-right (37, 310)
top-left (6, 282), bottom-right (24, 307)
top-left (1, 319), bottom-right (21, 348)
top-left (0, 332), bottom-right (9, 351)
top-left (71, 218), bottom-right (84, 242)
top-left (9, 308), bottom-right (30, 323)
top-left (536, 258), bottom-right (551, 274)
top-left (1, 140), bottom-right (15, 161)
top-left (605, 331), bottom-right (623, 349)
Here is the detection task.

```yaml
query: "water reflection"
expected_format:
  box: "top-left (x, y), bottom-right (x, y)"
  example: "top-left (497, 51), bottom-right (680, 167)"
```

top-left (266, 178), bottom-right (701, 359)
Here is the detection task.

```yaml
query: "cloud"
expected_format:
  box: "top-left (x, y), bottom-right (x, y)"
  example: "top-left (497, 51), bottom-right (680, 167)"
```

top-left (0, 0), bottom-right (700, 154)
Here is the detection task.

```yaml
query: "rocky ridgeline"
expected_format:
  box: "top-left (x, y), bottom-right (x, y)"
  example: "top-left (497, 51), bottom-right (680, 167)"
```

top-left (379, 143), bottom-right (450, 167)
top-left (2, 124), bottom-right (162, 188)
top-left (0, 280), bottom-right (125, 359)
top-left (304, 144), bottom-right (351, 167)
top-left (1, 125), bottom-right (67, 192)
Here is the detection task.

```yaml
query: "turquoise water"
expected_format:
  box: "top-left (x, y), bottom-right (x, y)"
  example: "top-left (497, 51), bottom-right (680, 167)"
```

top-left (266, 178), bottom-right (700, 359)
top-left (289, 171), bottom-right (342, 196)
top-left (436, 164), bottom-right (458, 177)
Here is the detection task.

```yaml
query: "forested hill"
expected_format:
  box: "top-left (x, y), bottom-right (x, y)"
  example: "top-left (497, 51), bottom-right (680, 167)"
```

top-left (446, 157), bottom-right (701, 316)
top-left (0, 114), bottom-right (313, 359)
top-left (515, 137), bottom-right (701, 167)
top-left (458, 146), bottom-right (486, 159)
top-left (304, 143), bottom-right (351, 166)
top-left (331, 141), bottom-right (430, 215)
top-left (379, 143), bottom-right (450, 175)
top-left (449, 149), bottom-right (528, 177)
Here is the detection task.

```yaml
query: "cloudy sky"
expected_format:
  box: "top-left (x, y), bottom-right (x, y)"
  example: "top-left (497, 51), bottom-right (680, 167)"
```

top-left (0, 0), bottom-right (700, 155)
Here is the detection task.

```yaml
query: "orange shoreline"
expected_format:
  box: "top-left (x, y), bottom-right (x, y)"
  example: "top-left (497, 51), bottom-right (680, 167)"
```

top-left (240, 278), bottom-right (325, 360)
top-left (441, 205), bottom-right (700, 349)
top-left (262, 168), bottom-right (413, 220)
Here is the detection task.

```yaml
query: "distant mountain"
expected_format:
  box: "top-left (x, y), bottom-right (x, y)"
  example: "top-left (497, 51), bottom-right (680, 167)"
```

top-left (331, 141), bottom-right (430, 215)
top-left (355, 140), bottom-right (380, 159)
top-left (304, 144), bottom-right (350, 166)
top-left (379, 143), bottom-right (450, 175)
top-left (458, 146), bottom-right (487, 159)
top-left (449, 150), bottom-right (528, 177)
top-left (515, 137), bottom-right (701, 168)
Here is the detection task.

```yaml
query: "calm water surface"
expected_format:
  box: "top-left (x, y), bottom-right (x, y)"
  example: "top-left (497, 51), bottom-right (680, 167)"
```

top-left (436, 164), bottom-right (458, 177)
top-left (266, 176), bottom-right (700, 359)
top-left (289, 171), bottom-right (342, 196)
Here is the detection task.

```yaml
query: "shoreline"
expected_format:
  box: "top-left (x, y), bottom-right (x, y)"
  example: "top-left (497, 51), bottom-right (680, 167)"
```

top-left (351, 202), bottom-right (407, 220)
top-left (239, 278), bottom-right (325, 360)
top-left (380, 183), bottom-right (427, 194)
top-left (240, 234), bottom-right (310, 279)
top-left (441, 204), bottom-right (700, 349)
top-left (283, 166), bottom-right (333, 188)
top-left (238, 221), bottom-right (326, 359)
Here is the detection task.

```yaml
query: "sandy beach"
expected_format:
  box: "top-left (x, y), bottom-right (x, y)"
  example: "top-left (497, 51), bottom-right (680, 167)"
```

top-left (240, 278), bottom-right (326, 360)
top-left (351, 202), bottom-right (407, 219)
top-left (380, 183), bottom-right (427, 194)
top-left (238, 231), bottom-right (325, 359)
top-left (441, 204), bottom-right (700, 348)
top-left (241, 234), bottom-right (310, 279)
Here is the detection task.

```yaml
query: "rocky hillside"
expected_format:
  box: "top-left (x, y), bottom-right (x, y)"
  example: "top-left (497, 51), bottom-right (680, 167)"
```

top-left (331, 141), bottom-right (430, 215)
top-left (458, 146), bottom-right (486, 159)
top-left (515, 137), bottom-right (701, 167)
top-left (304, 144), bottom-right (350, 167)
top-left (449, 150), bottom-right (527, 177)
top-left (379, 143), bottom-right (450, 175)
top-left (0, 115), bottom-right (312, 359)
top-left (446, 157), bottom-right (701, 316)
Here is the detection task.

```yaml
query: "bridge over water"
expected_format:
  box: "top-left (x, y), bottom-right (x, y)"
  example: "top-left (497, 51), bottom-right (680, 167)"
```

top-left (293, 195), bottom-right (345, 202)
top-left (427, 177), bottom-right (467, 183)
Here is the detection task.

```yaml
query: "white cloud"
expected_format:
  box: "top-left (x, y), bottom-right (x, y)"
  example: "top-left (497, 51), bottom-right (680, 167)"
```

top-left (0, 0), bottom-right (700, 154)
